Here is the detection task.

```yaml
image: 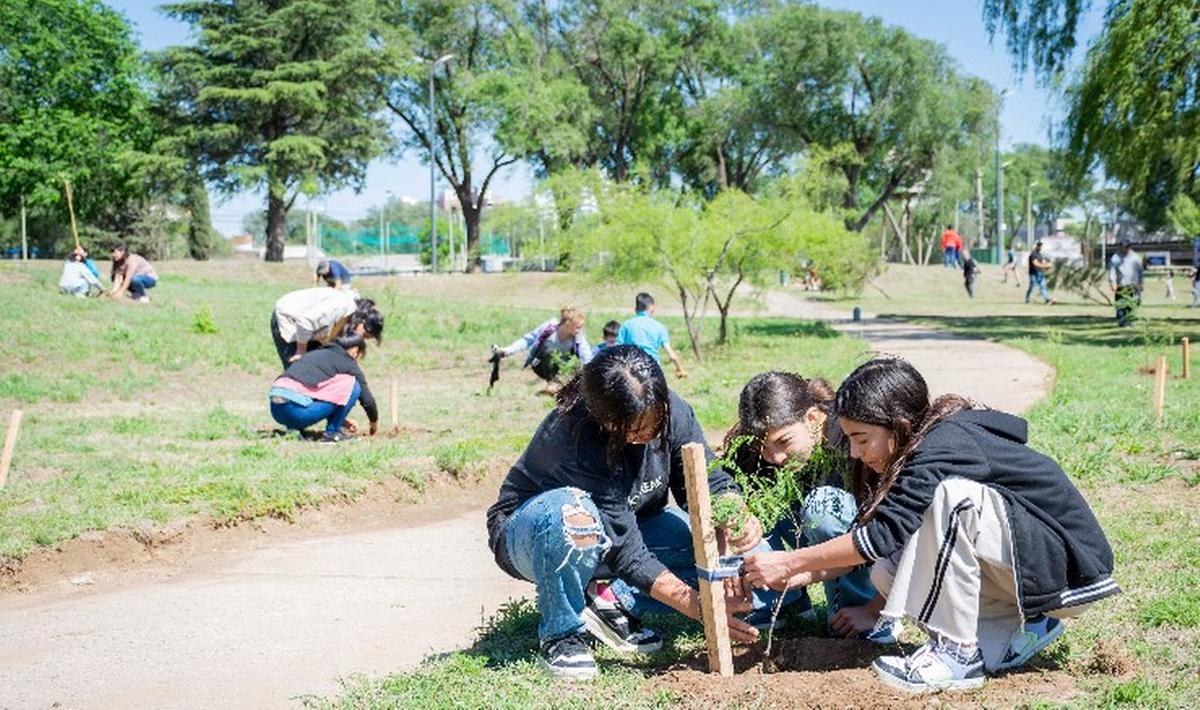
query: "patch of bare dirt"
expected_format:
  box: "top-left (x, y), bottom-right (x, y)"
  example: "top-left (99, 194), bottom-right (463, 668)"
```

top-left (0, 464), bottom-right (508, 598)
top-left (658, 638), bottom-right (1080, 708)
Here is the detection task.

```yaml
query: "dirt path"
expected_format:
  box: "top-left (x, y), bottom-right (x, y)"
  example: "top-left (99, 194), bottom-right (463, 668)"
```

top-left (0, 293), bottom-right (1054, 709)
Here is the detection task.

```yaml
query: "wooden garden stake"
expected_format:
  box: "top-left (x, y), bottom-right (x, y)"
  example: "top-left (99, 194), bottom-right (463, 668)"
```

top-left (0, 409), bottom-right (23, 489)
top-left (1183, 337), bottom-right (1191, 380)
top-left (389, 375), bottom-right (399, 429)
top-left (681, 442), bottom-right (734, 677)
top-left (1153, 355), bottom-right (1167, 426)
top-left (62, 179), bottom-right (81, 250)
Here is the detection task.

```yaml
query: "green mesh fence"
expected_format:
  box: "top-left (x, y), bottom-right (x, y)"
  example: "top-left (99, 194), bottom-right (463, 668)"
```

top-left (314, 223), bottom-right (512, 257)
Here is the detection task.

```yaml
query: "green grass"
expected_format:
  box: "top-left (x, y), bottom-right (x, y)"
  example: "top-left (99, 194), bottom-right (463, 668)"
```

top-left (0, 260), bottom-right (866, 560)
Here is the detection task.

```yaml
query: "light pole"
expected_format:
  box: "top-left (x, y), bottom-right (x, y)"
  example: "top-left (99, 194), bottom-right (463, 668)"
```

top-left (427, 53), bottom-right (454, 274)
top-left (994, 88), bottom-right (1009, 264)
top-left (1025, 181), bottom-right (1038, 247)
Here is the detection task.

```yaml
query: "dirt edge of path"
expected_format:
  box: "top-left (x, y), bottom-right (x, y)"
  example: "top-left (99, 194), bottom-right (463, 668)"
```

top-left (0, 460), bottom-right (510, 598)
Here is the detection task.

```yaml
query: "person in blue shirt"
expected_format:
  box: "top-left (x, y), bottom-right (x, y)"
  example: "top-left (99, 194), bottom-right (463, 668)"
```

top-left (617, 293), bottom-right (688, 379)
top-left (315, 259), bottom-right (352, 290)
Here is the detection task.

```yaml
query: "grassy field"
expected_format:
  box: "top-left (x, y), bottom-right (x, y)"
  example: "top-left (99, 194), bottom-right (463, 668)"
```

top-left (0, 260), bottom-right (865, 561)
top-left (314, 264), bottom-right (1200, 708)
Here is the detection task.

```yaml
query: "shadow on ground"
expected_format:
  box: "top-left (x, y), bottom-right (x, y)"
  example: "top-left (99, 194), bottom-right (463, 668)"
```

top-left (887, 313), bottom-right (1199, 350)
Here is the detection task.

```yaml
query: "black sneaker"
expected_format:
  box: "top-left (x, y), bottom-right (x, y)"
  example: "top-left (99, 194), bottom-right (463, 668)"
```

top-left (582, 581), bottom-right (663, 653)
top-left (539, 632), bottom-right (597, 680)
top-left (319, 430), bottom-right (353, 444)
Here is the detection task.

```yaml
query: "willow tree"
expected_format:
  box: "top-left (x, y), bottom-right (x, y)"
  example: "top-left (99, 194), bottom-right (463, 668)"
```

top-left (155, 0), bottom-right (389, 261)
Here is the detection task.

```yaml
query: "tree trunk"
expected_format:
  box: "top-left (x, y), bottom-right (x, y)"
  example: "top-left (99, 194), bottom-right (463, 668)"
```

top-left (676, 285), bottom-right (702, 361)
top-left (265, 190), bottom-right (287, 262)
top-left (462, 203), bottom-right (482, 273)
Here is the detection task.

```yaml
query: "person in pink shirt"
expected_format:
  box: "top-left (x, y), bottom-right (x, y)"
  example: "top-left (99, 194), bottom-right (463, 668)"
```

top-left (109, 243), bottom-right (158, 302)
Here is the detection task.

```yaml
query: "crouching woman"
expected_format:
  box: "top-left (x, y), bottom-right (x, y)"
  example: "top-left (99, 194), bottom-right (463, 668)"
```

top-left (486, 345), bottom-right (765, 681)
top-left (268, 329), bottom-right (379, 443)
top-left (743, 357), bottom-right (1118, 694)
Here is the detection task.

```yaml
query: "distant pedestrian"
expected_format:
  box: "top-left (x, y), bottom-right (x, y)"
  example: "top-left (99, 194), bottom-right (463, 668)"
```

top-left (1001, 244), bottom-right (1022, 287)
top-left (1164, 268), bottom-right (1176, 301)
top-left (595, 320), bottom-right (621, 355)
top-left (58, 249), bottom-right (103, 297)
top-left (109, 243), bottom-right (157, 302)
top-left (315, 259), bottom-right (353, 291)
top-left (962, 254), bottom-right (980, 298)
top-left (941, 225), bottom-right (964, 269)
top-left (1192, 266), bottom-right (1200, 308)
top-left (1108, 238), bottom-right (1143, 327)
top-left (617, 293), bottom-right (688, 379)
top-left (1025, 241), bottom-right (1053, 305)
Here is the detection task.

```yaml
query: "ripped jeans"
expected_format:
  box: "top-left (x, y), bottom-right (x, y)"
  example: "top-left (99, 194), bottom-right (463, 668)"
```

top-left (504, 487), bottom-right (782, 642)
top-left (505, 487), bottom-right (612, 642)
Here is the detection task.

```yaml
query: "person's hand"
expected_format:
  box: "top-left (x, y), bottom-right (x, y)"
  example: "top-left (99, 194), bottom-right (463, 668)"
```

top-left (342, 419), bottom-right (359, 434)
top-left (491, 344), bottom-right (506, 358)
top-left (675, 367), bottom-right (689, 379)
top-left (368, 420), bottom-right (379, 436)
top-left (830, 604), bottom-right (880, 638)
top-left (727, 514), bottom-right (764, 554)
top-left (288, 353), bottom-right (302, 363)
top-left (743, 551), bottom-right (796, 591)
top-left (726, 613), bottom-right (760, 644)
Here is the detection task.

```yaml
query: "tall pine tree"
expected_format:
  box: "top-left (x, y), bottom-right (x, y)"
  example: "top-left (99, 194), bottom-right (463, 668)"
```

top-left (155, 0), bottom-right (389, 261)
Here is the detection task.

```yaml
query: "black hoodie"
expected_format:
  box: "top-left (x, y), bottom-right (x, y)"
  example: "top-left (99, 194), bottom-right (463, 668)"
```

top-left (486, 391), bottom-right (739, 593)
top-left (849, 410), bottom-right (1119, 616)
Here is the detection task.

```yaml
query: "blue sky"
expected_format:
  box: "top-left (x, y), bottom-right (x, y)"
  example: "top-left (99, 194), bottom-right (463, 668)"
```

top-left (105, 0), bottom-right (1102, 236)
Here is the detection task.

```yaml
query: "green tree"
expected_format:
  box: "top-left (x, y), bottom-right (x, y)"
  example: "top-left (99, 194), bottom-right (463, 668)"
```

top-left (375, 0), bottom-right (524, 271)
top-left (155, 0), bottom-right (390, 261)
top-left (759, 4), bottom-right (997, 232)
top-left (0, 0), bottom-right (149, 245)
top-left (185, 180), bottom-right (216, 260)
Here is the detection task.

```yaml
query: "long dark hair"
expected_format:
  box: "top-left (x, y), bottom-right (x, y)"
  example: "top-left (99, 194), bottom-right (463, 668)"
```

top-left (835, 358), bottom-right (972, 523)
top-left (556, 345), bottom-right (670, 463)
top-left (334, 329), bottom-right (368, 358)
top-left (722, 371), bottom-right (835, 475)
top-left (350, 298), bottom-right (384, 344)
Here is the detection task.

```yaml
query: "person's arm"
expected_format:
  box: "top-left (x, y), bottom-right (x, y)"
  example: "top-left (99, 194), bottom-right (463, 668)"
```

top-left (1108, 255), bottom-right (1119, 290)
top-left (348, 361), bottom-right (379, 434)
top-left (575, 330), bottom-right (594, 364)
top-left (110, 270), bottom-right (127, 297)
top-left (648, 569), bottom-right (759, 644)
top-left (662, 344), bottom-right (688, 378)
top-left (498, 320), bottom-right (551, 357)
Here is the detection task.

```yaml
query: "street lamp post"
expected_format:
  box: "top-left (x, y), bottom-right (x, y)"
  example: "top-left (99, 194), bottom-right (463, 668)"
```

top-left (428, 53), bottom-right (454, 274)
top-left (994, 89), bottom-right (1009, 264)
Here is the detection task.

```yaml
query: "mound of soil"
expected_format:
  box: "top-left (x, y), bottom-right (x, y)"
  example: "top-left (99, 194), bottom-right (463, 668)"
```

top-left (657, 638), bottom-right (1080, 708)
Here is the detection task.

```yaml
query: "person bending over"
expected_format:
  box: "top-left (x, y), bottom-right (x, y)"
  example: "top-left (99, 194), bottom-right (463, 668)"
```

top-left (268, 329), bottom-right (379, 443)
top-left (744, 358), bottom-right (1117, 694)
top-left (491, 306), bottom-right (593, 383)
top-left (271, 287), bottom-right (383, 369)
top-left (59, 249), bottom-right (103, 298)
top-left (109, 243), bottom-right (157, 302)
top-left (486, 346), bottom-right (774, 680)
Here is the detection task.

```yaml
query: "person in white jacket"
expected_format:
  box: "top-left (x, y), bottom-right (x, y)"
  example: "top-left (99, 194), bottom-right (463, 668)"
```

top-left (270, 287), bottom-right (382, 369)
top-left (58, 251), bottom-right (103, 297)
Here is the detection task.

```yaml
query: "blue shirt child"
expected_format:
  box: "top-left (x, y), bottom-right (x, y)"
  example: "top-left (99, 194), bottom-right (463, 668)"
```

top-left (617, 312), bottom-right (670, 363)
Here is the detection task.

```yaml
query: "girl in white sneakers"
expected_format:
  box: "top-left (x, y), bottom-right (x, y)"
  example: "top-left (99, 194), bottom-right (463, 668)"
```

top-left (744, 357), bottom-right (1118, 693)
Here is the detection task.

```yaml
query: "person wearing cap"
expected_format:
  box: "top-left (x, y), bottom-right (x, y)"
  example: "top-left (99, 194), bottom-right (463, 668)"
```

top-left (1108, 238), bottom-right (1143, 327)
top-left (315, 259), bottom-right (352, 290)
top-left (1024, 241), bottom-right (1053, 305)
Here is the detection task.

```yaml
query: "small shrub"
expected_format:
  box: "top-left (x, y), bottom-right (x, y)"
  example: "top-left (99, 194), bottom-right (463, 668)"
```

top-left (192, 305), bottom-right (218, 335)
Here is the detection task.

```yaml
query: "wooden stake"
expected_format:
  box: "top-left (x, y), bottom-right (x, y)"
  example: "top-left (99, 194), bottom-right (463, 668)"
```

top-left (0, 410), bottom-right (23, 489)
top-left (1183, 337), bottom-right (1191, 380)
top-left (389, 375), bottom-right (399, 429)
top-left (681, 442), bottom-right (734, 677)
top-left (1153, 355), bottom-right (1167, 426)
top-left (63, 179), bottom-right (81, 250)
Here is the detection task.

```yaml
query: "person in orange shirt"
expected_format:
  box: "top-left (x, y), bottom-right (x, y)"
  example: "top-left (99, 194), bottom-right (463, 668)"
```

top-left (941, 225), bottom-right (963, 269)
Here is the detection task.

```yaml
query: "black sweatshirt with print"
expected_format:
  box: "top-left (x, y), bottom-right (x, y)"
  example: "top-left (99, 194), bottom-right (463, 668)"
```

top-left (487, 391), bottom-right (739, 593)
top-left (850, 410), bottom-right (1118, 616)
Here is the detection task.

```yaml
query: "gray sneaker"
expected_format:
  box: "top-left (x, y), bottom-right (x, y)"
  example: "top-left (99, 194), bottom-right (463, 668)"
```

top-left (996, 615), bottom-right (1064, 671)
top-left (873, 640), bottom-right (985, 693)
top-left (539, 632), bottom-right (597, 681)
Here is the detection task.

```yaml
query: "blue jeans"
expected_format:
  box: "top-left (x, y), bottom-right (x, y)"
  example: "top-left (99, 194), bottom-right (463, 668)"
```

top-left (1025, 272), bottom-right (1050, 303)
top-left (269, 380), bottom-right (361, 435)
top-left (504, 488), bottom-right (782, 642)
top-left (766, 486), bottom-right (876, 615)
top-left (129, 274), bottom-right (157, 298)
top-left (943, 247), bottom-right (959, 268)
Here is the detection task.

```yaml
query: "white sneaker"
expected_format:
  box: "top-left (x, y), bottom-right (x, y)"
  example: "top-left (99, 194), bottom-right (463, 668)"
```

top-left (873, 640), bottom-right (985, 693)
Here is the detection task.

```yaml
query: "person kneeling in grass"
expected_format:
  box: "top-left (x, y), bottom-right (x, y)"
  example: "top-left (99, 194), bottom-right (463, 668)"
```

top-left (109, 243), bottom-right (158, 302)
top-left (268, 328), bottom-right (379, 443)
top-left (486, 345), bottom-right (770, 681)
top-left (59, 249), bottom-right (104, 297)
top-left (490, 306), bottom-right (593, 384)
top-left (723, 371), bottom-right (897, 642)
top-left (743, 357), bottom-right (1118, 694)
